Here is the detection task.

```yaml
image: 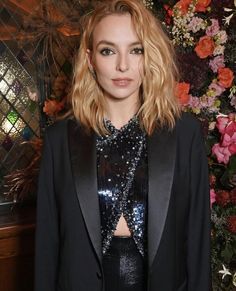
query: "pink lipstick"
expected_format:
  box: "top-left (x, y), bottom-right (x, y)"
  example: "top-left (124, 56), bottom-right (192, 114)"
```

top-left (112, 78), bottom-right (132, 87)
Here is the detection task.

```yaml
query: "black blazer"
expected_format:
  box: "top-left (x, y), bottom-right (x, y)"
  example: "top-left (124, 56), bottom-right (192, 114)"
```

top-left (35, 112), bottom-right (212, 291)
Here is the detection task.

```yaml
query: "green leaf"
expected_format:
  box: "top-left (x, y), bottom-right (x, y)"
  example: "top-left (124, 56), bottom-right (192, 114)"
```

top-left (228, 155), bottom-right (236, 173)
top-left (221, 247), bottom-right (232, 262)
top-left (220, 169), bottom-right (230, 187)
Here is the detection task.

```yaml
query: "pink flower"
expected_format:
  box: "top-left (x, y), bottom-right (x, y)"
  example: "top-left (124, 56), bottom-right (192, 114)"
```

top-left (212, 143), bottom-right (231, 164)
top-left (209, 55), bottom-right (225, 73)
top-left (216, 116), bottom-right (229, 134)
top-left (200, 95), bottom-right (215, 108)
top-left (224, 120), bottom-right (236, 137)
top-left (209, 82), bottom-right (225, 96)
top-left (188, 96), bottom-right (203, 113)
top-left (188, 96), bottom-right (200, 107)
top-left (229, 143), bottom-right (236, 155)
top-left (212, 115), bottom-right (236, 163)
top-left (221, 132), bottom-right (236, 147)
top-left (210, 189), bottom-right (216, 208)
top-left (187, 16), bottom-right (204, 33)
top-left (206, 19), bottom-right (220, 36)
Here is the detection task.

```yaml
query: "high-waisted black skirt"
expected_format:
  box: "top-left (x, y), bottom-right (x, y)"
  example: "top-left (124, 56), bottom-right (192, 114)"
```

top-left (102, 236), bottom-right (147, 291)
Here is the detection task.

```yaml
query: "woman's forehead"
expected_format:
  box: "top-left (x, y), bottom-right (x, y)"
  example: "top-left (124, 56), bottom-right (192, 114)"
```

top-left (92, 14), bottom-right (140, 46)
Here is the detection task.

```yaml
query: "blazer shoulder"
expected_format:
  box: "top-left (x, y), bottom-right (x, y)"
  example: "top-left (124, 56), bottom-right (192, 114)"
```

top-left (174, 112), bottom-right (204, 148)
top-left (44, 118), bottom-right (74, 142)
top-left (176, 112), bottom-right (201, 133)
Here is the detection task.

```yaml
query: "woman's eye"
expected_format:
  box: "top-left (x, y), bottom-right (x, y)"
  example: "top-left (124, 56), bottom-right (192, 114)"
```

top-left (131, 47), bottom-right (144, 54)
top-left (100, 48), bottom-right (114, 56)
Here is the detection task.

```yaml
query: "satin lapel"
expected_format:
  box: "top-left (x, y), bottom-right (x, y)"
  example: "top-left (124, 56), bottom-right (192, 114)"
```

top-left (68, 120), bottom-right (102, 264)
top-left (147, 126), bottom-right (176, 269)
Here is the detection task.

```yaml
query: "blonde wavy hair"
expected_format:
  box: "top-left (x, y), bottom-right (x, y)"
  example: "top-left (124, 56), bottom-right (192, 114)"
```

top-left (71, 0), bottom-right (181, 135)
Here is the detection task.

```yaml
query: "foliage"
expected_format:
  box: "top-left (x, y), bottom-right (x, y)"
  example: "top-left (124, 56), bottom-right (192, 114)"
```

top-left (152, 0), bottom-right (236, 289)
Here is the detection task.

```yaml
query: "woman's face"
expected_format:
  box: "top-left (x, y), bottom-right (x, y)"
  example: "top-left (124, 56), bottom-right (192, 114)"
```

top-left (88, 13), bottom-right (144, 103)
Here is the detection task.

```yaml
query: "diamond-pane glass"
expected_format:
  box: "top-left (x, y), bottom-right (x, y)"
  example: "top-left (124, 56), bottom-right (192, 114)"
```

top-left (6, 89), bottom-right (16, 103)
top-left (0, 44), bottom-right (39, 204)
top-left (0, 0), bottom-right (76, 206)
top-left (4, 69), bottom-right (15, 85)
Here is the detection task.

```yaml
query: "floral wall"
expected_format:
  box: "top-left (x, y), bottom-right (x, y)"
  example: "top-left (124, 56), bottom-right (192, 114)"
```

top-left (152, 0), bottom-right (236, 290)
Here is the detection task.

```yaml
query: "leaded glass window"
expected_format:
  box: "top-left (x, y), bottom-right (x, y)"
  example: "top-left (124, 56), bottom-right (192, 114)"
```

top-left (0, 0), bottom-right (80, 207)
top-left (0, 19), bottom-right (40, 206)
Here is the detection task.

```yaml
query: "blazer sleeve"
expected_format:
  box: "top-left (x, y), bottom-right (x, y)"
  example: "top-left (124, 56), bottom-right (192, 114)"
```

top-left (187, 122), bottom-right (212, 291)
top-left (34, 131), bottom-right (59, 291)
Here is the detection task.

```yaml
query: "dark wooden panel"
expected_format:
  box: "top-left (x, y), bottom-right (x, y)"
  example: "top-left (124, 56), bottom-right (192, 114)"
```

top-left (0, 206), bottom-right (35, 291)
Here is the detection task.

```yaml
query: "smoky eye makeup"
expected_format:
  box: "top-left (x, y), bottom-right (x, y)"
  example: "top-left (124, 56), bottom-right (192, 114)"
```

top-left (130, 47), bottom-right (144, 54)
top-left (99, 47), bottom-right (115, 56)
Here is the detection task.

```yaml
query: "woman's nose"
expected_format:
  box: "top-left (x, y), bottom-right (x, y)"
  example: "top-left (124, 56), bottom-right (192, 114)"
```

top-left (116, 54), bottom-right (129, 72)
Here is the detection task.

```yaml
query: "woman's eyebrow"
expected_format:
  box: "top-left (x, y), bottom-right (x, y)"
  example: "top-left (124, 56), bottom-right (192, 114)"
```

top-left (96, 40), bottom-right (142, 48)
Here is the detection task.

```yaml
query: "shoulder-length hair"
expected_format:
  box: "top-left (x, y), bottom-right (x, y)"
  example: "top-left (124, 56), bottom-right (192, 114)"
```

top-left (71, 0), bottom-right (181, 135)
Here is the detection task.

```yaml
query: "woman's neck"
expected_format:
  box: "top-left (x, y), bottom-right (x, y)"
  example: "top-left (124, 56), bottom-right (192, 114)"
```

top-left (104, 99), bottom-right (140, 130)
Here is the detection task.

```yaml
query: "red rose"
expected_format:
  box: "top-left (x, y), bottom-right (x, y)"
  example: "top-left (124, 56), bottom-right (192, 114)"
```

top-left (195, 0), bottom-right (211, 12)
top-left (218, 67), bottom-right (234, 88)
top-left (195, 36), bottom-right (215, 59)
top-left (175, 82), bottom-right (190, 105)
top-left (164, 5), bottom-right (173, 25)
top-left (230, 188), bottom-right (236, 205)
top-left (175, 0), bottom-right (192, 14)
top-left (43, 99), bottom-right (65, 117)
top-left (227, 216), bottom-right (236, 234)
top-left (215, 190), bottom-right (230, 207)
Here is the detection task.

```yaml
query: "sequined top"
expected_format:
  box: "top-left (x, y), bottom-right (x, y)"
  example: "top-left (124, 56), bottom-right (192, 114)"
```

top-left (96, 116), bottom-right (148, 257)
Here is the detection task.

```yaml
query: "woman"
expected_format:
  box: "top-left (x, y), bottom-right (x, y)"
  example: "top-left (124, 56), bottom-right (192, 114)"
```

top-left (35, 1), bottom-right (212, 291)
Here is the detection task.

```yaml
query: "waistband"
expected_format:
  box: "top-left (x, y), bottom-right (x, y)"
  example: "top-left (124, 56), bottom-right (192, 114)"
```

top-left (106, 236), bottom-right (138, 252)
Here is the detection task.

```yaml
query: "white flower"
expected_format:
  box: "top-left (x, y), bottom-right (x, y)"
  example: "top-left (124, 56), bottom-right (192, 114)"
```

top-left (223, 1), bottom-right (236, 25)
top-left (224, 8), bottom-right (233, 12)
top-left (142, 0), bottom-right (154, 9)
top-left (213, 45), bottom-right (225, 56)
top-left (223, 14), bottom-right (234, 25)
top-left (219, 264), bottom-right (232, 280)
top-left (215, 30), bottom-right (228, 45)
top-left (233, 272), bottom-right (236, 287)
top-left (209, 122), bottom-right (216, 130)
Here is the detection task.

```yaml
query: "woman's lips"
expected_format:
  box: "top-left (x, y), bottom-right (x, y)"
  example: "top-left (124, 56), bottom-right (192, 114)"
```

top-left (112, 78), bottom-right (132, 87)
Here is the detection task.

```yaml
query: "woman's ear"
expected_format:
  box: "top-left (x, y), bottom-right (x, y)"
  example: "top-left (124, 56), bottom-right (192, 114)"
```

top-left (86, 49), bottom-right (94, 71)
top-left (86, 49), bottom-right (96, 79)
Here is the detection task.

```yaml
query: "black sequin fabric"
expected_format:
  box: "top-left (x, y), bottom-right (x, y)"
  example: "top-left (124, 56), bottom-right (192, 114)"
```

top-left (103, 237), bottom-right (146, 291)
top-left (96, 116), bottom-right (148, 257)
